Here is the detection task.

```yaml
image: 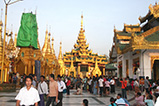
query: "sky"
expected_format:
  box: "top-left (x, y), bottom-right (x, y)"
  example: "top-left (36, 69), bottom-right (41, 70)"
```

top-left (0, 0), bottom-right (158, 57)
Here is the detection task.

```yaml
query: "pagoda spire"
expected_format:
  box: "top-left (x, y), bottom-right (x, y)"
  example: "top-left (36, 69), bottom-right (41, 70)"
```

top-left (46, 32), bottom-right (52, 54)
top-left (74, 13), bottom-right (89, 56)
top-left (58, 42), bottom-right (62, 60)
top-left (42, 27), bottom-right (48, 56)
top-left (81, 13), bottom-right (83, 29)
top-left (14, 33), bottom-right (17, 48)
top-left (51, 37), bottom-right (55, 55)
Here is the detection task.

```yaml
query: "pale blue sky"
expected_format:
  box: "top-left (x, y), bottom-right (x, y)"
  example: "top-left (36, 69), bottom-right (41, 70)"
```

top-left (0, 0), bottom-right (158, 56)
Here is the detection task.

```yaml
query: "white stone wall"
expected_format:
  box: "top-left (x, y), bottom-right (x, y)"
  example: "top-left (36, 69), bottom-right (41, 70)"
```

top-left (117, 49), bottom-right (159, 79)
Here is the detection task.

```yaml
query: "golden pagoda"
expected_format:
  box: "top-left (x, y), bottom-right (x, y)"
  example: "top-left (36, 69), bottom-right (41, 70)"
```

top-left (0, 20), bottom-right (10, 82)
top-left (63, 14), bottom-right (108, 78)
top-left (41, 29), bottom-right (60, 77)
top-left (58, 42), bottom-right (66, 76)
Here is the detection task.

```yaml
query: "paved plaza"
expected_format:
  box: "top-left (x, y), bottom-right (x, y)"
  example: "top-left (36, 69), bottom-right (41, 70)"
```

top-left (0, 88), bottom-right (136, 106)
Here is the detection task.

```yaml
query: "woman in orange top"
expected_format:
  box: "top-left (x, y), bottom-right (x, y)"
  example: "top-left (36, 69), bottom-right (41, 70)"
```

top-left (120, 78), bottom-right (127, 99)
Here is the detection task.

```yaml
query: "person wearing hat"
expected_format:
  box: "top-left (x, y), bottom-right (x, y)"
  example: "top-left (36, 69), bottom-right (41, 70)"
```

top-left (57, 75), bottom-right (66, 106)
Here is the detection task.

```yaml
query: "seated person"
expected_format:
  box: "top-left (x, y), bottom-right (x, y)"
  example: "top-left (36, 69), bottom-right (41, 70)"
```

top-left (154, 82), bottom-right (159, 100)
top-left (115, 93), bottom-right (130, 106)
top-left (109, 97), bottom-right (117, 106)
top-left (145, 94), bottom-right (154, 106)
top-left (134, 92), bottom-right (145, 106)
top-left (73, 86), bottom-right (82, 95)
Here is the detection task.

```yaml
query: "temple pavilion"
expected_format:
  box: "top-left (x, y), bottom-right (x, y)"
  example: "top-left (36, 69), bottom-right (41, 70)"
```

top-left (62, 15), bottom-right (108, 78)
top-left (0, 13), bottom-right (60, 83)
top-left (110, 3), bottom-right (159, 80)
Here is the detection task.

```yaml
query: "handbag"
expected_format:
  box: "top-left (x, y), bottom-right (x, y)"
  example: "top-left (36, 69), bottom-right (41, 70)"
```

top-left (63, 89), bottom-right (67, 93)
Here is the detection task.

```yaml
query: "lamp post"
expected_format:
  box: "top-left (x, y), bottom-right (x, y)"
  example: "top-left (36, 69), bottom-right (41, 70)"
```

top-left (1, 0), bottom-right (23, 83)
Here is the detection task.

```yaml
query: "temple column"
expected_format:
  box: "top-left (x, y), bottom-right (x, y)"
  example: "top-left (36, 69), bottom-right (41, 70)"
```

top-left (28, 60), bottom-right (32, 74)
top-left (4, 68), bottom-right (7, 82)
top-left (25, 65), bottom-right (27, 75)
top-left (14, 66), bottom-right (17, 73)
top-left (43, 67), bottom-right (45, 75)
top-left (33, 65), bottom-right (35, 74)
top-left (103, 67), bottom-right (105, 76)
top-left (51, 68), bottom-right (53, 74)
top-left (7, 68), bottom-right (9, 82)
top-left (77, 64), bottom-right (80, 77)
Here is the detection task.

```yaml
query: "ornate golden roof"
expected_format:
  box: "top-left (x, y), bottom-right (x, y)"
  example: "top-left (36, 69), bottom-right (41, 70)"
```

top-left (73, 14), bottom-right (90, 56)
top-left (149, 2), bottom-right (159, 18)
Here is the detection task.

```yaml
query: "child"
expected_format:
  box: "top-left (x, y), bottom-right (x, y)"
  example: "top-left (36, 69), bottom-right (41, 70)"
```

top-left (145, 94), bottom-right (154, 106)
top-left (83, 99), bottom-right (88, 106)
top-left (109, 97), bottom-right (117, 106)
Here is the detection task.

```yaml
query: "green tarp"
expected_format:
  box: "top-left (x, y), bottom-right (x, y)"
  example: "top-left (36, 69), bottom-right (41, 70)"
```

top-left (17, 13), bottom-right (38, 49)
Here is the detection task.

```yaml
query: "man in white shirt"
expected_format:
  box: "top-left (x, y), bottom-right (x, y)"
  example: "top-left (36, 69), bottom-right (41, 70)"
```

top-left (15, 76), bottom-right (40, 106)
top-left (155, 96), bottom-right (159, 106)
top-left (98, 76), bottom-right (104, 96)
top-left (57, 75), bottom-right (66, 106)
top-left (110, 77), bottom-right (115, 94)
top-left (38, 75), bottom-right (48, 106)
top-left (115, 93), bottom-right (126, 105)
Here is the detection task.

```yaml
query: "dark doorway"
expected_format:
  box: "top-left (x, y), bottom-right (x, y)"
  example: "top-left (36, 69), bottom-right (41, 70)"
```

top-left (153, 60), bottom-right (159, 81)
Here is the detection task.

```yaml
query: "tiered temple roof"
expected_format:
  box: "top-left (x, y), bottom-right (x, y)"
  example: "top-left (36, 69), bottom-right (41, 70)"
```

top-left (63, 14), bottom-right (107, 77)
top-left (113, 3), bottom-right (159, 55)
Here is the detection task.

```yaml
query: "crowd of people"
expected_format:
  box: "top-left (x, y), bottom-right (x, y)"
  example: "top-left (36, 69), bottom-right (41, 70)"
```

top-left (13, 72), bottom-right (159, 106)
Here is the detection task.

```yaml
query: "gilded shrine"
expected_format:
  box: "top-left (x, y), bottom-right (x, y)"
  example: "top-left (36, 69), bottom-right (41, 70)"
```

top-left (63, 15), bottom-right (108, 78)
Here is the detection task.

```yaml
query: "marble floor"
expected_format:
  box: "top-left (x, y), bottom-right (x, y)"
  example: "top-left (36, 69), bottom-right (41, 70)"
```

top-left (0, 88), bottom-right (135, 106)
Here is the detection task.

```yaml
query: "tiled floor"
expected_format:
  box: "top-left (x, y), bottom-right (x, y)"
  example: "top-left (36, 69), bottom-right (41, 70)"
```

top-left (0, 88), bottom-right (135, 106)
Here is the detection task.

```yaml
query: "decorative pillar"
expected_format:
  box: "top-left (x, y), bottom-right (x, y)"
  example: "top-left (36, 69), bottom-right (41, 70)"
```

top-left (28, 60), bottom-right (32, 74)
top-left (4, 68), bottom-right (7, 82)
top-left (14, 66), bottom-right (17, 73)
top-left (25, 65), bottom-right (27, 75)
top-left (51, 68), bottom-right (53, 74)
top-left (103, 67), bottom-right (105, 76)
top-left (43, 67), bottom-right (45, 75)
top-left (33, 65), bottom-right (35, 74)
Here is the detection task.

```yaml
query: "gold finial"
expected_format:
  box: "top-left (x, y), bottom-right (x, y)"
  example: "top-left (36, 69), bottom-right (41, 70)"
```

top-left (58, 41), bottom-right (62, 60)
top-left (51, 37), bottom-right (55, 55)
top-left (46, 24), bottom-right (48, 33)
top-left (81, 13), bottom-right (83, 28)
top-left (48, 32), bottom-right (51, 36)
top-left (52, 37), bottom-right (54, 41)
